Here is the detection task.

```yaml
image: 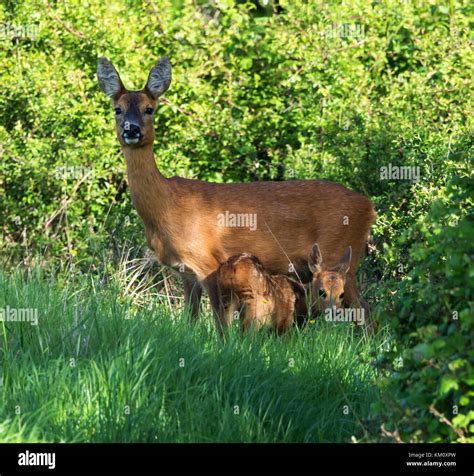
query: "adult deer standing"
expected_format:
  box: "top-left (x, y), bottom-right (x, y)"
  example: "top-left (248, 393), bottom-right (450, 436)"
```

top-left (97, 57), bottom-right (377, 333)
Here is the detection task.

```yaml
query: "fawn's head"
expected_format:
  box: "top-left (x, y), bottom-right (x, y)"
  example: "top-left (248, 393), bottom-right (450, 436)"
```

top-left (308, 243), bottom-right (352, 311)
top-left (220, 253), bottom-right (268, 292)
top-left (97, 57), bottom-right (172, 148)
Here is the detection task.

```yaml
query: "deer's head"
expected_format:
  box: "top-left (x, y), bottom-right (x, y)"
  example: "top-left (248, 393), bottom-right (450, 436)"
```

top-left (97, 57), bottom-right (171, 148)
top-left (308, 243), bottom-right (352, 312)
top-left (219, 253), bottom-right (268, 294)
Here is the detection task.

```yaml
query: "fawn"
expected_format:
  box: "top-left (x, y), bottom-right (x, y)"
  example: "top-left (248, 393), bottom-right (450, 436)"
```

top-left (308, 243), bottom-right (376, 331)
top-left (217, 253), bottom-right (307, 335)
top-left (97, 57), bottom-right (376, 334)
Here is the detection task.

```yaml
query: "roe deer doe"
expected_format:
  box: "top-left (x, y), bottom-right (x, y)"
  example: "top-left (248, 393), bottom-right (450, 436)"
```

top-left (97, 57), bottom-right (376, 334)
top-left (217, 253), bottom-right (307, 334)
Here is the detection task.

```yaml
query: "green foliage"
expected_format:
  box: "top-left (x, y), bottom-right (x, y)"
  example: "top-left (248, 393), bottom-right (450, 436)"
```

top-left (1, 0), bottom-right (471, 266)
top-left (0, 0), bottom-right (472, 442)
top-left (374, 170), bottom-right (474, 442)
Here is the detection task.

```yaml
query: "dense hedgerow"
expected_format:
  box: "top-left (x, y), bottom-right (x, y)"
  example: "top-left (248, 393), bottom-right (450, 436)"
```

top-left (376, 169), bottom-right (473, 442)
top-left (0, 0), bottom-right (472, 441)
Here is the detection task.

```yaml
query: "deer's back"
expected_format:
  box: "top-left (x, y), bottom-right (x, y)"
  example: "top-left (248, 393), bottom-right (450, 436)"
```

top-left (165, 178), bottom-right (375, 280)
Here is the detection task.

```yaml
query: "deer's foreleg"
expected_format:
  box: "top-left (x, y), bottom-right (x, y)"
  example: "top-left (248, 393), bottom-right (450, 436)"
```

top-left (182, 274), bottom-right (203, 321)
top-left (202, 271), bottom-right (230, 337)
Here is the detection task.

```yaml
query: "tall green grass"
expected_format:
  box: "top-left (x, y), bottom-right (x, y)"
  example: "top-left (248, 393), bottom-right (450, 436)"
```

top-left (0, 269), bottom-right (387, 442)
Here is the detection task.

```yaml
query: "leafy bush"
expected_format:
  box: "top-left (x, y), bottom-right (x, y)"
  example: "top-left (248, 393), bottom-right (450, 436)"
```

top-left (0, 0), bottom-right (472, 442)
top-left (374, 168), bottom-right (473, 442)
top-left (1, 0), bottom-right (471, 269)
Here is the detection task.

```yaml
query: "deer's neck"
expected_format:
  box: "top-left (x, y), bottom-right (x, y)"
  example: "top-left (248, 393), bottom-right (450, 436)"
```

top-left (122, 144), bottom-right (170, 229)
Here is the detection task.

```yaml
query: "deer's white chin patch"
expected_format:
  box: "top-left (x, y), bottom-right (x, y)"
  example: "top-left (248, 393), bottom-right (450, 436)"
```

top-left (124, 137), bottom-right (140, 145)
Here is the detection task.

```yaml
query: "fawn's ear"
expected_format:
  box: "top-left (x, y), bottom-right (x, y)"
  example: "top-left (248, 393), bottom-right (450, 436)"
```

top-left (97, 57), bottom-right (125, 99)
top-left (145, 57), bottom-right (172, 99)
top-left (308, 243), bottom-right (323, 275)
top-left (334, 246), bottom-right (352, 274)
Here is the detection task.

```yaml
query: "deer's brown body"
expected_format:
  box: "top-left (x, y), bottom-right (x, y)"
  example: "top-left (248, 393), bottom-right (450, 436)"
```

top-left (217, 253), bottom-right (307, 334)
top-left (97, 57), bottom-right (376, 332)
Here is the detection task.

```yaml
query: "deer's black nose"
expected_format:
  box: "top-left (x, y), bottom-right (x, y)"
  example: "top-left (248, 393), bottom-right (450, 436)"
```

top-left (124, 123), bottom-right (141, 137)
top-left (122, 123), bottom-right (143, 145)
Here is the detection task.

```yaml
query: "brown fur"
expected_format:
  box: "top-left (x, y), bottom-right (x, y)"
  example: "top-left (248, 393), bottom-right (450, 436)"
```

top-left (308, 243), bottom-right (350, 312)
top-left (97, 58), bottom-right (377, 334)
top-left (217, 253), bottom-right (307, 335)
top-left (308, 243), bottom-right (378, 332)
top-left (114, 92), bottom-right (157, 149)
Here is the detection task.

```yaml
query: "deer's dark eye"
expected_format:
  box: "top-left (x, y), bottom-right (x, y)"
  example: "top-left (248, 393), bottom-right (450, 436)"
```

top-left (114, 107), bottom-right (122, 115)
top-left (340, 292), bottom-right (345, 300)
top-left (144, 107), bottom-right (154, 115)
top-left (318, 289), bottom-right (327, 299)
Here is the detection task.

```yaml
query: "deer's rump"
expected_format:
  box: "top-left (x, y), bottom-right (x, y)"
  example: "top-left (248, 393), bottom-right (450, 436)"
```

top-left (171, 178), bottom-right (376, 282)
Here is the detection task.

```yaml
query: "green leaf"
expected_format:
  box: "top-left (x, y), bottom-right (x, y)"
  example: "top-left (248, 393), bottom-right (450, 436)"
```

top-left (439, 377), bottom-right (459, 396)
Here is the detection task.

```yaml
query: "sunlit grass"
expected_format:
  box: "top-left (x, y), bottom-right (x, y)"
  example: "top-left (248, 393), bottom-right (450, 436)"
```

top-left (0, 269), bottom-right (387, 442)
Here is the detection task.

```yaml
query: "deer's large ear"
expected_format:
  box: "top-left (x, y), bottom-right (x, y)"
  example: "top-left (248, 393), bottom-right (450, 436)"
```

top-left (308, 243), bottom-right (323, 275)
top-left (334, 246), bottom-right (352, 274)
top-left (97, 57), bottom-right (125, 99)
top-left (145, 57), bottom-right (172, 99)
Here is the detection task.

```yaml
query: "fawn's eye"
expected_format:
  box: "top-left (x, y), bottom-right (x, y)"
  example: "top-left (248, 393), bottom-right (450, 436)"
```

top-left (318, 289), bottom-right (327, 299)
top-left (144, 107), bottom-right (154, 115)
top-left (114, 107), bottom-right (122, 115)
top-left (340, 292), bottom-right (345, 300)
